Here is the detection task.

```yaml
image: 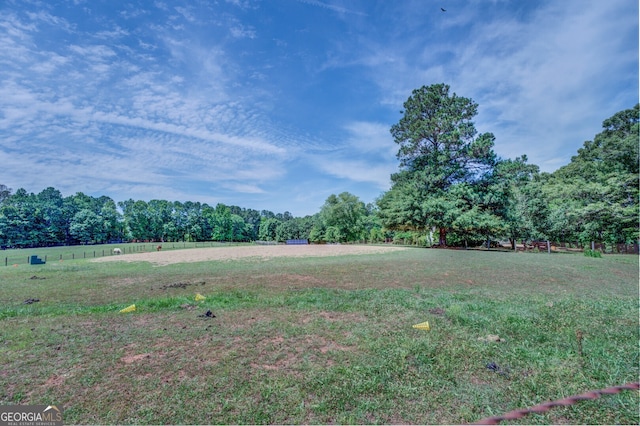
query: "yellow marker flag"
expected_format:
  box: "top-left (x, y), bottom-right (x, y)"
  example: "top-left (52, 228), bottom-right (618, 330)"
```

top-left (412, 321), bottom-right (430, 331)
top-left (120, 304), bottom-right (136, 313)
top-left (195, 293), bottom-right (206, 302)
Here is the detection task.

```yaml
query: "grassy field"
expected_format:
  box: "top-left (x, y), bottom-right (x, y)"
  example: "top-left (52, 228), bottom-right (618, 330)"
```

top-left (0, 246), bottom-right (638, 424)
top-left (0, 241), bottom-right (240, 266)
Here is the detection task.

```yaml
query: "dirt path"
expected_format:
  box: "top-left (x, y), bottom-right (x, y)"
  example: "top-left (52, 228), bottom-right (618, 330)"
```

top-left (92, 244), bottom-right (409, 266)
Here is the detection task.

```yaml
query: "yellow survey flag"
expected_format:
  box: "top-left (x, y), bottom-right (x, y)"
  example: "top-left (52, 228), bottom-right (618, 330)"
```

top-left (412, 321), bottom-right (430, 331)
top-left (120, 304), bottom-right (136, 313)
top-left (195, 293), bottom-right (206, 301)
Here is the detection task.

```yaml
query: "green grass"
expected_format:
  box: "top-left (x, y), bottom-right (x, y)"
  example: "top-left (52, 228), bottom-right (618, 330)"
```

top-left (0, 247), bottom-right (638, 424)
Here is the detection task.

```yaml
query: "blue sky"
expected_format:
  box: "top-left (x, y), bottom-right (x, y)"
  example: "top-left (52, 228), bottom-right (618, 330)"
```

top-left (1, 0), bottom-right (637, 216)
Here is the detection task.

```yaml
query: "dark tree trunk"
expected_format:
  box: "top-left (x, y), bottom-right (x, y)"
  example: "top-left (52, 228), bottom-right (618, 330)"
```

top-left (439, 227), bottom-right (447, 246)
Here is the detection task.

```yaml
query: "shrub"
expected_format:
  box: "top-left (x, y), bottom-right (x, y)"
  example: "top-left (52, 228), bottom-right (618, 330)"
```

top-left (583, 249), bottom-right (602, 258)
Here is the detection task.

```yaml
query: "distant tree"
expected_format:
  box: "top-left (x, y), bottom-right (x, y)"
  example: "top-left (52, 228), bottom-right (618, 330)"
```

top-left (230, 214), bottom-right (251, 241)
top-left (186, 202), bottom-right (210, 241)
top-left (0, 189), bottom-right (44, 247)
top-left (276, 211), bottom-right (293, 222)
top-left (259, 217), bottom-right (280, 241)
top-left (0, 184), bottom-right (12, 205)
top-left (480, 156), bottom-right (541, 248)
top-left (0, 190), bottom-right (31, 247)
top-left (358, 213), bottom-right (383, 243)
top-left (210, 204), bottom-right (230, 241)
top-left (297, 215), bottom-right (316, 240)
top-left (324, 226), bottom-right (343, 243)
top-left (168, 201), bottom-right (188, 241)
top-left (147, 199), bottom-right (173, 241)
top-left (118, 199), bottom-right (152, 241)
top-left (261, 210), bottom-right (276, 219)
top-left (69, 209), bottom-right (103, 244)
top-left (275, 219), bottom-right (299, 241)
top-left (100, 198), bottom-right (123, 242)
top-left (238, 208), bottom-right (261, 240)
top-left (70, 192), bottom-right (98, 212)
top-left (36, 187), bottom-right (67, 245)
top-left (316, 192), bottom-right (368, 243)
top-left (308, 221), bottom-right (326, 243)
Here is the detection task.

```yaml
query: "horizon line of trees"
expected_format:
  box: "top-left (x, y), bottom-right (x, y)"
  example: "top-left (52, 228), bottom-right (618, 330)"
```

top-left (0, 186), bottom-right (388, 247)
top-left (1, 86), bottom-right (637, 250)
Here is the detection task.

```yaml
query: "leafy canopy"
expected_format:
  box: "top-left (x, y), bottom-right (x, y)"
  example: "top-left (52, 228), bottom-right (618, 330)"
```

top-left (380, 83), bottom-right (500, 245)
top-left (391, 83), bottom-right (497, 189)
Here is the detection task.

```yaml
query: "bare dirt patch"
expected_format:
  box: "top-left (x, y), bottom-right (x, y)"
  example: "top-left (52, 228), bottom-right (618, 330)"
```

top-left (121, 353), bottom-right (152, 364)
top-left (249, 333), bottom-right (356, 374)
top-left (92, 244), bottom-right (408, 266)
top-left (158, 281), bottom-right (206, 290)
top-left (44, 374), bottom-right (67, 387)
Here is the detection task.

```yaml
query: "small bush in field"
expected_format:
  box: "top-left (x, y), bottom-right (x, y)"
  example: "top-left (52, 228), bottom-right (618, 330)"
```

top-left (584, 249), bottom-right (602, 258)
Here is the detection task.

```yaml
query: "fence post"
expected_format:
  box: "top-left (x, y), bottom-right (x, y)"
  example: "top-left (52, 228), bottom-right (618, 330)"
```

top-left (547, 240), bottom-right (550, 254)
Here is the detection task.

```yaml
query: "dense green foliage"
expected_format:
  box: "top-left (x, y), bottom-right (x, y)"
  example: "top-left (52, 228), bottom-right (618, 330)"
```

top-left (378, 84), bottom-right (536, 247)
top-left (0, 189), bottom-right (306, 246)
top-left (309, 192), bottom-right (382, 243)
top-left (378, 85), bottom-right (638, 248)
top-left (0, 87), bottom-right (637, 248)
top-left (531, 105), bottom-right (639, 245)
top-left (0, 188), bottom-right (123, 247)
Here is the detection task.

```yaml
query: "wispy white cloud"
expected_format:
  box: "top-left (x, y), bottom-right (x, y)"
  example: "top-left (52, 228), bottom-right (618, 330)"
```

top-left (24, 11), bottom-right (74, 33)
top-left (450, 0), bottom-right (638, 169)
top-left (342, 121), bottom-right (395, 157)
top-left (220, 182), bottom-right (266, 194)
top-left (119, 6), bottom-right (149, 20)
top-left (294, 0), bottom-right (367, 17)
top-left (229, 24), bottom-right (256, 39)
top-left (94, 26), bottom-right (130, 40)
top-left (224, 0), bottom-right (255, 11)
top-left (0, 0), bottom-right (636, 216)
top-left (345, 0), bottom-right (637, 171)
top-left (0, 6), bottom-right (293, 205)
top-left (174, 6), bottom-right (197, 23)
top-left (306, 121), bottom-right (397, 190)
top-left (317, 159), bottom-right (392, 189)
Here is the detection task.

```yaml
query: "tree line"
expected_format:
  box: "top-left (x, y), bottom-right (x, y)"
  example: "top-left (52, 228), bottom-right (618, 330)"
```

top-left (1, 84), bottom-right (637, 249)
top-left (0, 186), bottom-right (384, 247)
